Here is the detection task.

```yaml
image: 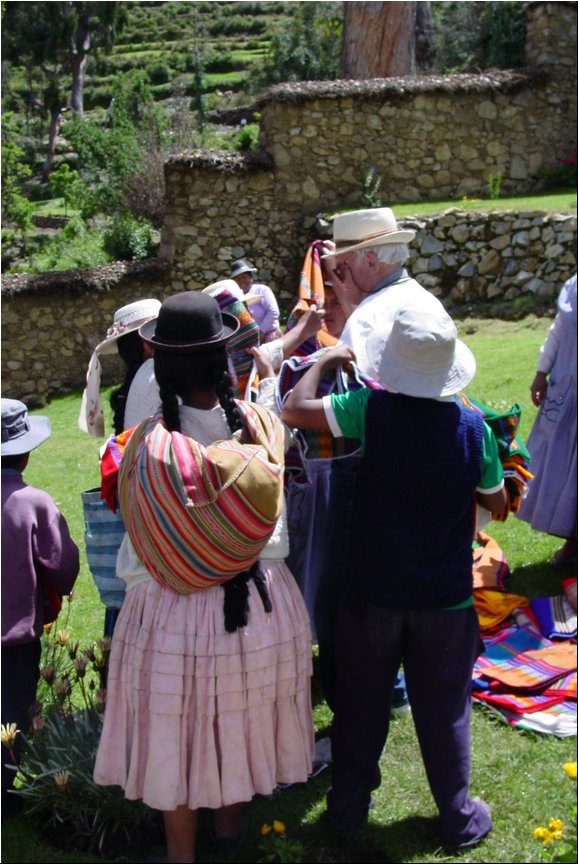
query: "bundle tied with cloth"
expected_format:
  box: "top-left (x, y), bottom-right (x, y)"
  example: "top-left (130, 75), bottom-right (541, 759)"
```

top-left (105, 291), bottom-right (286, 631)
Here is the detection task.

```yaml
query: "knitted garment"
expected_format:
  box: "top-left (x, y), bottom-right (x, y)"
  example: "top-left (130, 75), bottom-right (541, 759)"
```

top-left (118, 403), bottom-right (285, 594)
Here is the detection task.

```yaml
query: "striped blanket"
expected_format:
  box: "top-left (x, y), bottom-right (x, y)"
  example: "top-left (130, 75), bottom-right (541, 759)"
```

top-left (118, 402), bottom-right (285, 594)
top-left (285, 240), bottom-right (338, 356)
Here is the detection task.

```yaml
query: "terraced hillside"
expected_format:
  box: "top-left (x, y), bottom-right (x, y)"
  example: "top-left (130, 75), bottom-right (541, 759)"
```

top-left (83, 1), bottom-right (300, 112)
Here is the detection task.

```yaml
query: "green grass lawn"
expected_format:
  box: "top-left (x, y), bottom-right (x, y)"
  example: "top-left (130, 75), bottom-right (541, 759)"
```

top-left (2, 315), bottom-right (576, 864)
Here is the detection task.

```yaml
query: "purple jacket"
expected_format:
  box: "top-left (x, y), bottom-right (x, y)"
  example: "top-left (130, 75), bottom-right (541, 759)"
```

top-left (1, 470), bottom-right (79, 646)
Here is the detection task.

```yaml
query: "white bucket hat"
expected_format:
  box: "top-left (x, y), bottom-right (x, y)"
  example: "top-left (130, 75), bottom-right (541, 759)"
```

top-left (323, 208), bottom-right (416, 258)
top-left (1, 398), bottom-right (51, 456)
top-left (78, 298), bottom-right (161, 437)
top-left (366, 305), bottom-right (476, 398)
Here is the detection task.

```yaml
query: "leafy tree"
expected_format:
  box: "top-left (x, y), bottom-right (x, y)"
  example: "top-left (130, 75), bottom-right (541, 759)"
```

top-left (251, 2), bottom-right (342, 88)
top-left (1, 2), bottom-right (125, 178)
top-left (1, 113), bottom-right (34, 245)
top-left (63, 70), bottom-right (167, 217)
top-left (431, 1), bottom-right (526, 72)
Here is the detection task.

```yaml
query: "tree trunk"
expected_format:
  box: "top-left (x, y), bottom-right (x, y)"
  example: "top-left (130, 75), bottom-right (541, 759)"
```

top-left (341, 1), bottom-right (418, 79)
top-left (42, 111), bottom-right (62, 182)
top-left (70, 21), bottom-right (91, 117)
top-left (70, 52), bottom-right (88, 117)
top-left (415, 2), bottom-right (435, 72)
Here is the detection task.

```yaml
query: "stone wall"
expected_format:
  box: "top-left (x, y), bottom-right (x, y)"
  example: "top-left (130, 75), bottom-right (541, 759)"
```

top-left (1, 1), bottom-right (576, 404)
top-left (3, 211), bottom-right (575, 404)
top-left (1, 259), bottom-right (171, 405)
top-left (161, 1), bottom-right (576, 299)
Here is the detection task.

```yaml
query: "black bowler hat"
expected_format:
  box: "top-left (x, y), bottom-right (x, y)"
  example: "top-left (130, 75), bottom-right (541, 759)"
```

top-left (139, 291), bottom-right (239, 352)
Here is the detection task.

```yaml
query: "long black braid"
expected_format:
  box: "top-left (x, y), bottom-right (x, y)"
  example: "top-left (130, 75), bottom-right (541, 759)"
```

top-left (153, 344), bottom-right (272, 631)
top-left (110, 331), bottom-right (146, 435)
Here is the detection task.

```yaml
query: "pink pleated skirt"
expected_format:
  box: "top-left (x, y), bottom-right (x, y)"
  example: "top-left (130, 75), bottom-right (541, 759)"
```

top-left (93, 561), bottom-right (314, 811)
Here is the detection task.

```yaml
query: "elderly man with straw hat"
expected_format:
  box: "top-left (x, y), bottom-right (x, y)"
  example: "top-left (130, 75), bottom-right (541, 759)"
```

top-left (322, 207), bottom-right (445, 374)
top-left (309, 209), bottom-right (446, 715)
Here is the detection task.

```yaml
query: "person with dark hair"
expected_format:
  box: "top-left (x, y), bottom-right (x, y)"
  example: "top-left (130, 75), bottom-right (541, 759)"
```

top-left (2, 399), bottom-right (79, 812)
top-left (93, 292), bottom-right (314, 864)
top-left (78, 298), bottom-right (161, 437)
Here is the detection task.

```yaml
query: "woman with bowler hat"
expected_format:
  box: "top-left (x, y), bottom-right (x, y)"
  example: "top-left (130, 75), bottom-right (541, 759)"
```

top-left (93, 292), bottom-right (313, 863)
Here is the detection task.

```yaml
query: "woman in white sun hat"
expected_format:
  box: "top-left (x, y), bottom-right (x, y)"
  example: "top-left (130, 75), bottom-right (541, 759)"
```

top-left (78, 298), bottom-right (161, 437)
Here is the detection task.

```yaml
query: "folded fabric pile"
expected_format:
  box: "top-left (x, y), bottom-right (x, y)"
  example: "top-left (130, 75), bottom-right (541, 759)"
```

top-left (473, 628), bottom-right (576, 737)
top-left (472, 547), bottom-right (576, 737)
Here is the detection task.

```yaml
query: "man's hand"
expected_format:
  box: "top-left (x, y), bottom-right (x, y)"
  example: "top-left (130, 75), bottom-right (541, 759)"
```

top-left (299, 305), bottom-right (326, 341)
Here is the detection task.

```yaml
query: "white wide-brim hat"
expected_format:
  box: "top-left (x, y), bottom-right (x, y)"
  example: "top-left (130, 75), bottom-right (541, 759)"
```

top-left (322, 208), bottom-right (416, 258)
top-left (96, 298), bottom-right (162, 355)
top-left (203, 279), bottom-right (261, 306)
top-left (1, 398), bottom-right (51, 455)
top-left (366, 305), bottom-right (476, 398)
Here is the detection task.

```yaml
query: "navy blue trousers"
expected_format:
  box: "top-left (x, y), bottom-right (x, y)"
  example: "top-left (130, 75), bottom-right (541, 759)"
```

top-left (327, 597), bottom-right (492, 847)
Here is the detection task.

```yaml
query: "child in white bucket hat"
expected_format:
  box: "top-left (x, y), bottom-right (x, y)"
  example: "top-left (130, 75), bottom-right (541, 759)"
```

top-left (282, 305), bottom-right (506, 851)
top-left (78, 298), bottom-right (161, 437)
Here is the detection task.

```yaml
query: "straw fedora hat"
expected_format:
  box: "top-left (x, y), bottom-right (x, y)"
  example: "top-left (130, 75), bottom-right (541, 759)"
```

top-left (324, 208), bottom-right (416, 258)
top-left (366, 305), bottom-right (476, 398)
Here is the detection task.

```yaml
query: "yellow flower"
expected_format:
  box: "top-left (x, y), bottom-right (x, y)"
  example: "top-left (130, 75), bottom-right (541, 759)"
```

top-left (56, 629), bottom-right (71, 646)
top-left (0, 723), bottom-right (20, 748)
top-left (260, 823), bottom-right (272, 836)
top-left (273, 820), bottom-right (286, 834)
top-left (53, 770), bottom-right (71, 788)
top-left (563, 762), bottom-right (577, 780)
top-left (549, 818), bottom-right (564, 832)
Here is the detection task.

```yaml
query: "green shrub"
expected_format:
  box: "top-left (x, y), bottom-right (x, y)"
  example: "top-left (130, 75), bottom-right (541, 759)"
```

top-left (233, 122), bottom-right (260, 152)
top-left (102, 213), bottom-right (156, 261)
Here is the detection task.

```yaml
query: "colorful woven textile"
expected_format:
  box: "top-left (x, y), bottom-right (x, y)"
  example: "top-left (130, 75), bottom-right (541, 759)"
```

top-left (480, 643), bottom-right (577, 692)
top-left (285, 240), bottom-right (338, 356)
top-left (543, 671), bottom-right (577, 699)
top-left (483, 699), bottom-right (577, 737)
top-left (118, 403), bottom-right (285, 594)
top-left (474, 588), bottom-right (530, 632)
top-left (276, 348), bottom-right (381, 473)
top-left (209, 286), bottom-right (261, 400)
top-left (101, 426), bottom-right (135, 512)
top-left (531, 595), bottom-right (577, 640)
top-left (472, 531), bottom-right (511, 590)
top-left (455, 393), bottom-right (534, 519)
top-left (473, 623), bottom-right (551, 678)
top-left (473, 689), bottom-right (566, 714)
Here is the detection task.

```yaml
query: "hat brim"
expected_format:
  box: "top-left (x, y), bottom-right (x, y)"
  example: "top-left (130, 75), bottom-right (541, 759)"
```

top-left (231, 267), bottom-right (257, 277)
top-left (96, 316), bottom-right (159, 356)
top-left (1, 415), bottom-right (51, 456)
top-left (368, 330), bottom-right (476, 398)
top-left (321, 228), bottom-right (416, 259)
top-left (139, 312), bottom-right (240, 352)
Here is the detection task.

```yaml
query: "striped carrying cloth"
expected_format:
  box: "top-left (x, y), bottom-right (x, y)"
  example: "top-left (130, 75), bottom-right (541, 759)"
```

top-left (118, 402), bottom-right (285, 594)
